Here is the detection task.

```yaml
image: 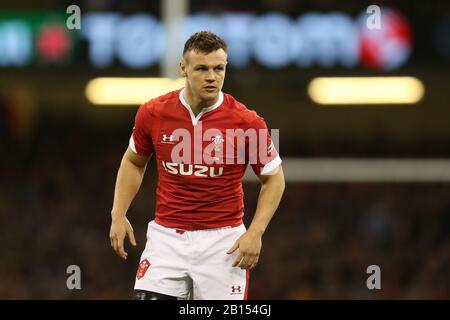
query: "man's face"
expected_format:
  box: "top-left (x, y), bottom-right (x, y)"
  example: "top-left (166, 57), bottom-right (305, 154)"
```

top-left (180, 49), bottom-right (227, 102)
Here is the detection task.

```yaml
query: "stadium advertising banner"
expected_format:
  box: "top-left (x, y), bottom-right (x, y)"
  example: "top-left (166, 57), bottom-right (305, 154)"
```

top-left (0, 9), bottom-right (412, 70)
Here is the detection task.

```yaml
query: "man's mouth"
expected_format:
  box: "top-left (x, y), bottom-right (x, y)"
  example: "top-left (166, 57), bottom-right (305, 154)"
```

top-left (204, 85), bottom-right (216, 90)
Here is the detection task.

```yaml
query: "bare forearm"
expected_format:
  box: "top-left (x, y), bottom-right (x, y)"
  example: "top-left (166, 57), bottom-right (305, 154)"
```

top-left (248, 170), bottom-right (285, 237)
top-left (111, 159), bottom-right (146, 220)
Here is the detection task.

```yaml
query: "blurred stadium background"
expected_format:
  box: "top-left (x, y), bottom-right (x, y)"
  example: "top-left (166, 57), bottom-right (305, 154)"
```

top-left (1, 0), bottom-right (450, 299)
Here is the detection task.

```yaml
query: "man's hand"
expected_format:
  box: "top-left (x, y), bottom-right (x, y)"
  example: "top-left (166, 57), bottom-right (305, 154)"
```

top-left (109, 216), bottom-right (137, 260)
top-left (227, 230), bottom-right (262, 270)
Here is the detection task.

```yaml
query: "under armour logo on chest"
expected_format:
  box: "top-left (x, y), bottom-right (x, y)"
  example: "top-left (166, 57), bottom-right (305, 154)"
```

top-left (162, 134), bottom-right (174, 143)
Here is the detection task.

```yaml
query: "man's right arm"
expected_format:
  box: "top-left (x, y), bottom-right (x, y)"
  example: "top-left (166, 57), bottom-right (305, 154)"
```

top-left (110, 146), bottom-right (150, 260)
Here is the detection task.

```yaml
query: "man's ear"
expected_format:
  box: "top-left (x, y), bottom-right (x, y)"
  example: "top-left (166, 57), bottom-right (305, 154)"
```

top-left (179, 60), bottom-right (187, 77)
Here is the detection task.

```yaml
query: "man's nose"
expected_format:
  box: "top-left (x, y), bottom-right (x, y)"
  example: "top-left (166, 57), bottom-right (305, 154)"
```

top-left (206, 69), bottom-right (215, 81)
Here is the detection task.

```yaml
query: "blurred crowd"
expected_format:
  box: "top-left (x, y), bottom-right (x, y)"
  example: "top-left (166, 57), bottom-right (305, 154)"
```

top-left (1, 116), bottom-right (450, 299)
top-left (246, 183), bottom-right (450, 299)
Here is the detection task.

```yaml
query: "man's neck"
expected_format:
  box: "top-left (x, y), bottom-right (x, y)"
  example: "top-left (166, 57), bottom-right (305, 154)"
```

top-left (183, 88), bottom-right (219, 116)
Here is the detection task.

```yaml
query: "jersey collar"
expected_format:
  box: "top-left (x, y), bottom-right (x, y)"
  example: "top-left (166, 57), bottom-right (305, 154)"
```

top-left (179, 88), bottom-right (224, 126)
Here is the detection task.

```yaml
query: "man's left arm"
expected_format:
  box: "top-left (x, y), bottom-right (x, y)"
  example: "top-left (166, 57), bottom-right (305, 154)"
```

top-left (227, 165), bottom-right (285, 269)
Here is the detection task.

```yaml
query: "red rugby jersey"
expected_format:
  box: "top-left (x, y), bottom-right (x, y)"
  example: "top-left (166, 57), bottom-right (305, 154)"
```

top-left (130, 88), bottom-right (281, 230)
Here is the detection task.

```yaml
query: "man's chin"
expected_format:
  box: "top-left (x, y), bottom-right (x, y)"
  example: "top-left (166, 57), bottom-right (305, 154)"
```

top-left (200, 91), bottom-right (219, 101)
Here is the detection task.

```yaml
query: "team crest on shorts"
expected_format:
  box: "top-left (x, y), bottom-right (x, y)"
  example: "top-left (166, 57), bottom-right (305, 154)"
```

top-left (136, 259), bottom-right (151, 279)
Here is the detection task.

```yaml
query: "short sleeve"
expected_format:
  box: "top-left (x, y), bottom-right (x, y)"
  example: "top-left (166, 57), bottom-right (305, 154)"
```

top-left (247, 116), bottom-right (282, 175)
top-left (129, 103), bottom-right (155, 156)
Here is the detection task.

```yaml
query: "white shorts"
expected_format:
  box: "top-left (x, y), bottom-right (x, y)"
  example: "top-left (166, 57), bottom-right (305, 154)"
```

top-left (134, 220), bottom-right (249, 300)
